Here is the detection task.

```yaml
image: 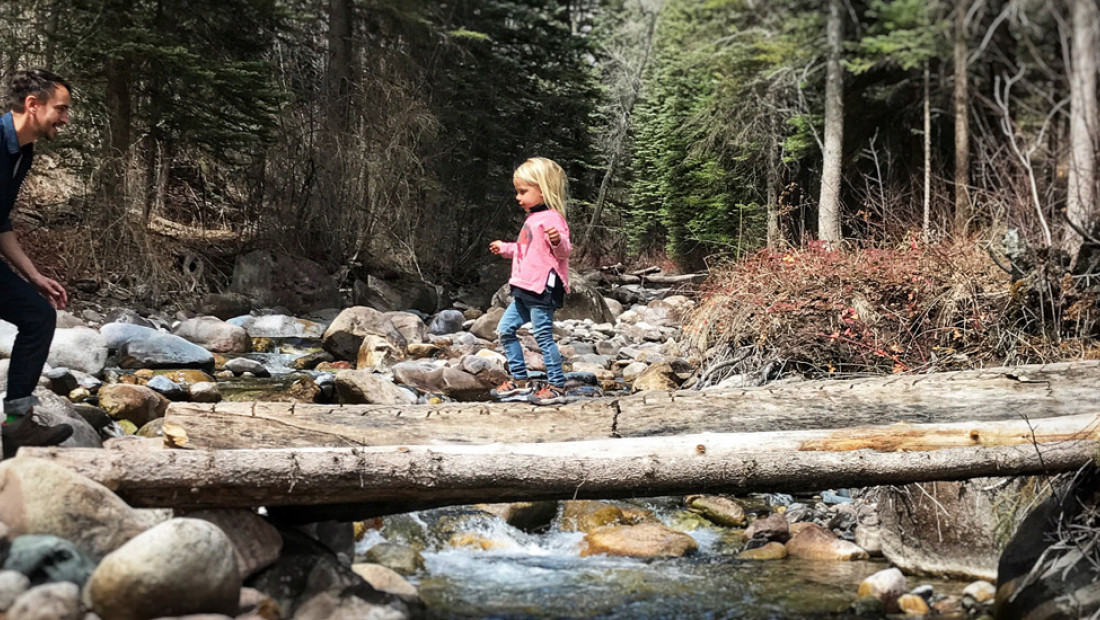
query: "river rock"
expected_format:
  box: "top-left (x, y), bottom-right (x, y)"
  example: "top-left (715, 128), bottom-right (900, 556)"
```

top-left (145, 375), bottom-right (187, 401)
top-left (3, 535), bottom-right (95, 587)
top-left (384, 312), bottom-right (428, 345)
top-left (364, 543), bottom-right (424, 576)
top-left (560, 501), bottom-right (656, 533)
top-left (0, 458), bottom-right (151, 561)
top-left (111, 328), bottom-right (215, 371)
top-left (103, 308), bottom-right (153, 328)
top-left (581, 523), bottom-right (698, 558)
top-left (229, 250), bottom-right (340, 314)
top-left (857, 567), bottom-right (906, 612)
top-left (897, 593), bottom-right (929, 615)
top-left (46, 327), bottom-right (108, 375)
top-left (631, 363), bottom-right (681, 392)
top-left (743, 512), bottom-right (790, 543)
top-left (0, 570), bottom-right (30, 611)
top-left (223, 357), bottom-right (269, 377)
top-left (469, 307), bottom-right (505, 341)
top-left (458, 355), bottom-right (509, 387)
top-left (786, 523), bottom-right (869, 561)
top-left (187, 381), bottom-right (222, 403)
top-left (737, 542), bottom-right (788, 560)
top-left (98, 384), bottom-right (169, 427)
top-left (45, 367), bottom-right (79, 396)
top-left (354, 274), bottom-right (441, 315)
top-left (323, 307), bottom-right (407, 362)
top-left (294, 591), bottom-right (407, 620)
top-left (475, 502), bottom-right (558, 533)
top-left (686, 495), bottom-right (746, 527)
top-left (172, 317), bottom-right (251, 354)
top-left (181, 509), bottom-right (281, 579)
top-left (356, 335), bottom-right (405, 372)
top-left (228, 314), bottom-right (326, 338)
top-left (335, 371), bottom-right (416, 405)
top-left (351, 564), bottom-right (419, 606)
top-left (875, 479), bottom-right (1019, 581)
top-left (642, 299), bottom-right (680, 328)
top-left (427, 310), bottom-right (465, 336)
top-left (199, 292), bottom-right (253, 320)
top-left (86, 518), bottom-right (240, 620)
top-left (32, 391), bottom-right (101, 449)
top-left (7, 582), bottom-right (81, 620)
top-left (556, 275), bottom-right (614, 323)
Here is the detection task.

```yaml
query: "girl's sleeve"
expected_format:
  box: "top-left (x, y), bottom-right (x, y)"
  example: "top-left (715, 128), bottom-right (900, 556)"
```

top-left (551, 217), bottom-right (572, 259)
top-left (499, 241), bottom-right (517, 259)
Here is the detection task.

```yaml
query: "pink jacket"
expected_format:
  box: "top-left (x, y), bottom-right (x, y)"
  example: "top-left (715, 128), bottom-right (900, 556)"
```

top-left (498, 208), bottom-right (572, 294)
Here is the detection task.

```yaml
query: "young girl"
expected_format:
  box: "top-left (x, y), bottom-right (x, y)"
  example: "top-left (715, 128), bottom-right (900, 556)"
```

top-left (489, 157), bottom-right (572, 405)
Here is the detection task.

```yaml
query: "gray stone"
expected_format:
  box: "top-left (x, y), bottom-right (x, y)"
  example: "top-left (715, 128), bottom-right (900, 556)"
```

top-left (36, 391), bottom-right (102, 449)
top-left (188, 382), bottom-right (222, 403)
top-left (102, 308), bottom-right (153, 328)
top-left (227, 314), bottom-right (326, 338)
top-left (3, 535), bottom-right (96, 587)
top-left (46, 368), bottom-right (79, 397)
top-left (322, 307), bottom-right (407, 362)
top-left (180, 510), bottom-right (281, 579)
top-left (86, 519), bottom-right (240, 620)
top-left (230, 251), bottom-right (340, 315)
top-left (294, 591), bottom-right (408, 620)
top-left (7, 582), bottom-right (81, 620)
top-left (384, 312), bottom-right (428, 346)
top-left (172, 317), bottom-right (251, 355)
top-left (223, 357), bottom-right (269, 377)
top-left (427, 310), bottom-right (465, 336)
top-left (102, 324), bottom-right (215, 371)
top-left (199, 292), bottom-right (253, 320)
top-left (469, 307), bottom-right (505, 341)
top-left (145, 375), bottom-right (187, 401)
top-left (334, 371), bottom-right (416, 406)
top-left (364, 543), bottom-right (424, 576)
top-left (47, 328), bottom-right (109, 376)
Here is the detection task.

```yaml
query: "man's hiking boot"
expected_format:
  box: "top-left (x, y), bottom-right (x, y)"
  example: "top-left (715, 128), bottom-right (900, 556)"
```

top-left (491, 379), bottom-right (534, 401)
top-left (2, 409), bottom-right (73, 458)
top-left (530, 384), bottom-right (567, 406)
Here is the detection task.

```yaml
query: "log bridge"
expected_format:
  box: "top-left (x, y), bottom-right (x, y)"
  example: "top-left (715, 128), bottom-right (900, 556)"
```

top-left (22, 361), bottom-right (1100, 520)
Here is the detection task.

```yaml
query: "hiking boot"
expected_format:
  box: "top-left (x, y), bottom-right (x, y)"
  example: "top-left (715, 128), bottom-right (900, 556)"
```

top-left (2, 409), bottom-right (73, 457)
top-left (491, 379), bottom-right (534, 400)
top-left (530, 384), bottom-right (567, 406)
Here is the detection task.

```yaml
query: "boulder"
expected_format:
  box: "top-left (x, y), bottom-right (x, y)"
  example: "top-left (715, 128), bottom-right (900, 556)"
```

top-left (230, 251), bottom-right (340, 314)
top-left (857, 567), bottom-right (906, 613)
top-left (6, 582), bottom-right (81, 620)
top-left (199, 292), bottom-right (253, 320)
top-left (469, 307), bottom-right (505, 341)
top-left (363, 543), bottom-right (424, 576)
top-left (581, 523), bottom-right (698, 558)
top-left (33, 391), bottom-right (101, 449)
top-left (356, 335), bottom-right (405, 373)
top-left (742, 512), bottom-right (790, 543)
top-left (223, 357), bottom-right (269, 377)
top-left (323, 307), bottom-right (406, 362)
top-left (427, 310), bottom-right (465, 336)
top-left (686, 495), bottom-right (746, 527)
top-left (475, 502), bottom-right (558, 533)
top-left (188, 382), bottom-right (223, 403)
top-left (2, 535), bottom-right (96, 587)
top-left (0, 570), bottom-right (30, 611)
top-left (145, 375), bottom-right (187, 401)
top-left (102, 308), bottom-right (154, 328)
top-left (786, 523), bottom-right (869, 561)
top-left (384, 312), bottom-right (428, 345)
top-left (0, 458), bottom-right (152, 561)
top-left (98, 384), bottom-right (170, 427)
top-left (350, 563), bottom-right (419, 606)
top-left (181, 509), bottom-right (282, 579)
top-left (631, 362), bottom-right (681, 392)
top-left (560, 501), bottom-right (656, 533)
top-left (46, 327), bottom-right (108, 375)
top-left (172, 317), bottom-right (251, 354)
top-left (335, 371), bottom-right (417, 406)
top-left (293, 591), bottom-right (408, 620)
top-left (228, 314), bottom-right (326, 339)
top-left (353, 274), bottom-right (442, 315)
top-left (85, 518), bottom-right (241, 620)
top-left (107, 327), bottom-right (215, 371)
top-left (736, 542), bottom-right (788, 560)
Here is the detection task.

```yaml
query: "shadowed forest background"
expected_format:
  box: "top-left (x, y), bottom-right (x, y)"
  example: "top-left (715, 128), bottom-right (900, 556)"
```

top-left (2, 0), bottom-right (1098, 372)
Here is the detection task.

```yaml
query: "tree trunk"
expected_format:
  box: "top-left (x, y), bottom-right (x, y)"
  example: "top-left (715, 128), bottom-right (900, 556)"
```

top-left (326, 0), bottom-right (353, 139)
top-left (953, 0), bottom-right (971, 237)
top-left (767, 116), bottom-right (781, 250)
top-left (818, 0), bottom-right (845, 246)
top-left (159, 361), bottom-right (1100, 450)
top-left (1062, 0), bottom-right (1099, 260)
top-left (21, 420), bottom-right (1097, 513)
top-left (923, 63), bottom-right (932, 240)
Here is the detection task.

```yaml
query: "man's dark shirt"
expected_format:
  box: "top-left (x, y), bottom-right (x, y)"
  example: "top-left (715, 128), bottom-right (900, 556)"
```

top-left (0, 112), bottom-right (34, 234)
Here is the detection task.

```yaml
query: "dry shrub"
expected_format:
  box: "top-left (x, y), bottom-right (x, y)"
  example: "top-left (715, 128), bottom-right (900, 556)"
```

top-left (684, 239), bottom-right (1100, 377)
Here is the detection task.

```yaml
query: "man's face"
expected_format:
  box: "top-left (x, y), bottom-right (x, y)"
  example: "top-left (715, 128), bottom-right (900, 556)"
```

top-left (27, 85), bottom-right (71, 141)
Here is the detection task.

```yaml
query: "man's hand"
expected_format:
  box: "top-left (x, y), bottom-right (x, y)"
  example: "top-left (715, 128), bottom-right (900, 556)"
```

top-left (489, 240), bottom-right (504, 255)
top-left (32, 275), bottom-right (67, 309)
top-left (546, 227), bottom-right (560, 246)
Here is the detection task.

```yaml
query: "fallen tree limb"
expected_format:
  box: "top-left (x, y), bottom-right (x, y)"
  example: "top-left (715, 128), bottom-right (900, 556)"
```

top-left (20, 413), bottom-right (1099, 515)
top-left (602, 272), bottom-right (707, 285)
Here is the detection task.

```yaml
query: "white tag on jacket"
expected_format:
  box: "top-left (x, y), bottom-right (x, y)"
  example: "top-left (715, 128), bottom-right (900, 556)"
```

top-left (547, 271), bottom-right (556, 287)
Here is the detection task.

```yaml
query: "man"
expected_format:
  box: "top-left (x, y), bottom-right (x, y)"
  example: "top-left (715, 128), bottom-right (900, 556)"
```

top-left (1, 69), bottom-right (74, 452)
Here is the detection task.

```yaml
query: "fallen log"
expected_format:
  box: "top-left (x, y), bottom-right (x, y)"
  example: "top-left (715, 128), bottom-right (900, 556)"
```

top-left (601, 272), bottom-right (707, 285)
top-left (164, 361), bottom-right (1100, 450)
top-left (21, 413), bottom-right (1099, 517)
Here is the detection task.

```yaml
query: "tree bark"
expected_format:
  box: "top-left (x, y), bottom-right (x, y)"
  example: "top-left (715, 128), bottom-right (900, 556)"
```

top-left (923, 63), bottom-right (932, 240)
top-left (953, 0), bottom-right (971, 237)
top-left (1062, 0), bottom-right (1099, 260)
top-left (818, 0), bottom-right (845, 246)
top-left (767, 115), bottom-right (781, 249)
top-left (158, 361), bottom-right (1100, 450)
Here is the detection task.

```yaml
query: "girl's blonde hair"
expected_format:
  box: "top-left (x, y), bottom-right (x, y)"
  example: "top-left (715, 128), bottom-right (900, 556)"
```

top-left (514, 157), bottom-right (568, 217)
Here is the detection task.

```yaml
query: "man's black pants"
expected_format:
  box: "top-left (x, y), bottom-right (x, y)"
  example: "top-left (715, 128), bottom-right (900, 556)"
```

top-left (0, 260), bottom-right (55, 408)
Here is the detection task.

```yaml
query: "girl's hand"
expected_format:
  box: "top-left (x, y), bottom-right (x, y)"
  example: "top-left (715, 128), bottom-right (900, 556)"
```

top-left (546, 227), bottom-right (560, 246)
top-left (489, 240), bottom-right (504, 255)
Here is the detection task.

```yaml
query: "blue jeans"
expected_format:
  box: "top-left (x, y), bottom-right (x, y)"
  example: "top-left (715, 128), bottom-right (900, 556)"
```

top-left (496, 299), bottom-right (564, 387)
top-left (0, 261), bottom-right (55, 413)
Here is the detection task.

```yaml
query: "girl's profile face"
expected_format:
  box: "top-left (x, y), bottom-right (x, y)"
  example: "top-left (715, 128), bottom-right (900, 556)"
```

top-left (513, 177), bottom-right (544, 212)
